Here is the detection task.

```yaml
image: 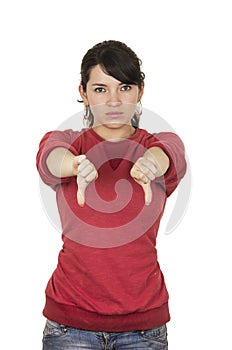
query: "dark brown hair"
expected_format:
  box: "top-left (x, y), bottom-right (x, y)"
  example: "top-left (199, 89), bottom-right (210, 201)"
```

top-left (80, 40), bottom-right (145, 91)
top-left (79, 40), bottom-right (145, 128)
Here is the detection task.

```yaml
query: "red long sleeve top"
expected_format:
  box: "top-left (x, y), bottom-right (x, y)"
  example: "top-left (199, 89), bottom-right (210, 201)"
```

top-left (36, 127), bottom-right (186, 332)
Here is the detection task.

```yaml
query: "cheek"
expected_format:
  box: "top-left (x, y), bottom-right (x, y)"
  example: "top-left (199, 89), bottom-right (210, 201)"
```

top-left (124, 91), bottom-right (140, 105)
top-left (122, 103), bottom-right (137, 117)
top-left (91, 104), bottom-right (108, 117)
top-left (86, 90), bottom-right (107, 106)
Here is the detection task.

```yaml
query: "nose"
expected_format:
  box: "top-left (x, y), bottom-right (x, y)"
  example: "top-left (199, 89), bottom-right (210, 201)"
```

top-left (106, 90), bottom-right (121, 106)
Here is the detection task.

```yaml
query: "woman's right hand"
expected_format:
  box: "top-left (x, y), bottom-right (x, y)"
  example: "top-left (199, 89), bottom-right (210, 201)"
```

top-left (74, 155), bottom-right (98, 207)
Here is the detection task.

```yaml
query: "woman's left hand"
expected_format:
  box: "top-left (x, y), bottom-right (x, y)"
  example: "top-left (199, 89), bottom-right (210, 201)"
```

top-left (130, 156), bottom-right (158, 205)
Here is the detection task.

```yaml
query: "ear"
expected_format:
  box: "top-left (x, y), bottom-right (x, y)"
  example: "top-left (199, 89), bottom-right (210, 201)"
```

top-left (79, 85), bottom-right (89, 105)
top-left (138, 81), bottom-right (145, 101)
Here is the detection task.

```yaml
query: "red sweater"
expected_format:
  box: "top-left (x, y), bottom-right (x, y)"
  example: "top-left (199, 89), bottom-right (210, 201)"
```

top-left (36, 127), bottom-right (186, 332)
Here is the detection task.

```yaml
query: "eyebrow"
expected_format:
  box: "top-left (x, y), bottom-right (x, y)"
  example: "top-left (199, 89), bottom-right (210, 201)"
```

top-left (91, 83), bottom-right (126, 86)
top-left (91, 83), bottom-right (107, 86)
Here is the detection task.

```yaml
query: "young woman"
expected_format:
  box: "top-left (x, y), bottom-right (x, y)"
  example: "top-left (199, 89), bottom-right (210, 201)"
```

top-left (37, 40), bottom-right (187, 350)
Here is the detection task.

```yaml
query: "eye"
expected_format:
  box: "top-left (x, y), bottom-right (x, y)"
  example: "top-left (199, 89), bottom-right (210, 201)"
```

top-left (120, 85), bottom-right (132, 91)
top-left (94, 87), bottom-right (106, 93)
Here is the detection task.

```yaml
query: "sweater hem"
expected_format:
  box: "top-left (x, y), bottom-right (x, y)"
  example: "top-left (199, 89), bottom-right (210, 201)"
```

top-left (43, 297), bottom-right (170, 332)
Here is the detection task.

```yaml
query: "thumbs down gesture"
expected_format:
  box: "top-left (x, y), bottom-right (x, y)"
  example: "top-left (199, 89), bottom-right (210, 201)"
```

top-left (130, 155), bottom-right (158, 206)
top-left (74, 155), bottom-right (98, 207)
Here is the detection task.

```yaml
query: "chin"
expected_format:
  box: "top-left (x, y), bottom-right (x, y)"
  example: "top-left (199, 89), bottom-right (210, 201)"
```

top-left (104, 122), bottom-right (131, 129)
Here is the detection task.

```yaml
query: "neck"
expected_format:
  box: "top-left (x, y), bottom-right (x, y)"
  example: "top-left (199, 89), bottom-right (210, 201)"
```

top-left (92, 124), bottom-right (136, 142)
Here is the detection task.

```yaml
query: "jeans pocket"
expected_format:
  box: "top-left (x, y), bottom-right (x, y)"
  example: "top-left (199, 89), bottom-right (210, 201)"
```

top-left (141, 324), bottom-right (168, 345)
top-left (43, 319), bottom-right (68, 338)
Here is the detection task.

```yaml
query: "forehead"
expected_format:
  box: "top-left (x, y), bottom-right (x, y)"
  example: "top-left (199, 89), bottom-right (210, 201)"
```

top-left (88, 64), bottom-right (121, 85)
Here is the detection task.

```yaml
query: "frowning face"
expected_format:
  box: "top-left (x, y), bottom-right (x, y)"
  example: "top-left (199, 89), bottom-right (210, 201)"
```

top-left (79, 65), bottom-right (144, 138)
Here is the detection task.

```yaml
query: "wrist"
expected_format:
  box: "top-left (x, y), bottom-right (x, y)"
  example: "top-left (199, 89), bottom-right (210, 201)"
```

top-left (144, 147), bottom-right (170, 177)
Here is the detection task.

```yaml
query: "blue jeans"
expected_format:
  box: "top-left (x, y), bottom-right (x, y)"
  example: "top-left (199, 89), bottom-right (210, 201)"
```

top-left (42, 319), bottom-right (168, 350)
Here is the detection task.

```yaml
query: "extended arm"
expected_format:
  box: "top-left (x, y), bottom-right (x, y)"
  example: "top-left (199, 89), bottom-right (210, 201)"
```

top-left (46, 147), bottom-right (98, 206)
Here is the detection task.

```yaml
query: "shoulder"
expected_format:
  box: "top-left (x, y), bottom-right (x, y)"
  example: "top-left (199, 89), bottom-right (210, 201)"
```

top-left (136, 128), bottom-right (183, 147)
top-left (39, 128), bottom-right (92, 146)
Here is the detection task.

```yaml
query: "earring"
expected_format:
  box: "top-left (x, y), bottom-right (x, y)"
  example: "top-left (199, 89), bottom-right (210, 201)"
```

top-left (131, 101), bottom-right (142, 128)
top-left (135, 101), bottom-right (142, 117)
top-left (83, 106), bottom-right (90, 128)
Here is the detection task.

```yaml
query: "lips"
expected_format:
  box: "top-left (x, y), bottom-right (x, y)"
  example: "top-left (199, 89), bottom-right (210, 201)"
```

top-left (105, 111), bottom-right (123, 117)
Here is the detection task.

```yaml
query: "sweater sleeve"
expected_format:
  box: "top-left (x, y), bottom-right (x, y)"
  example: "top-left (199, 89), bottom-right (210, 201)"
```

top-left (146, 132), bottom-right (187, 197)
top-left (36, 129), bottom-right (81, 190)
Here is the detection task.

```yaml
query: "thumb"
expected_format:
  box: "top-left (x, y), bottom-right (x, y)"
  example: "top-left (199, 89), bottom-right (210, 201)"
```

top-left (77, 175), bottom-right (88, 207)
top-left (141, 181), bottom-right (152, 206)
top-left (76, 155), bottom-right (87, 207)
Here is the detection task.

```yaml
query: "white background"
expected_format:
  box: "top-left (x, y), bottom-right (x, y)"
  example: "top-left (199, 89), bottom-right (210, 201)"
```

top-left (0, 0), bottom-right (231, 349)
